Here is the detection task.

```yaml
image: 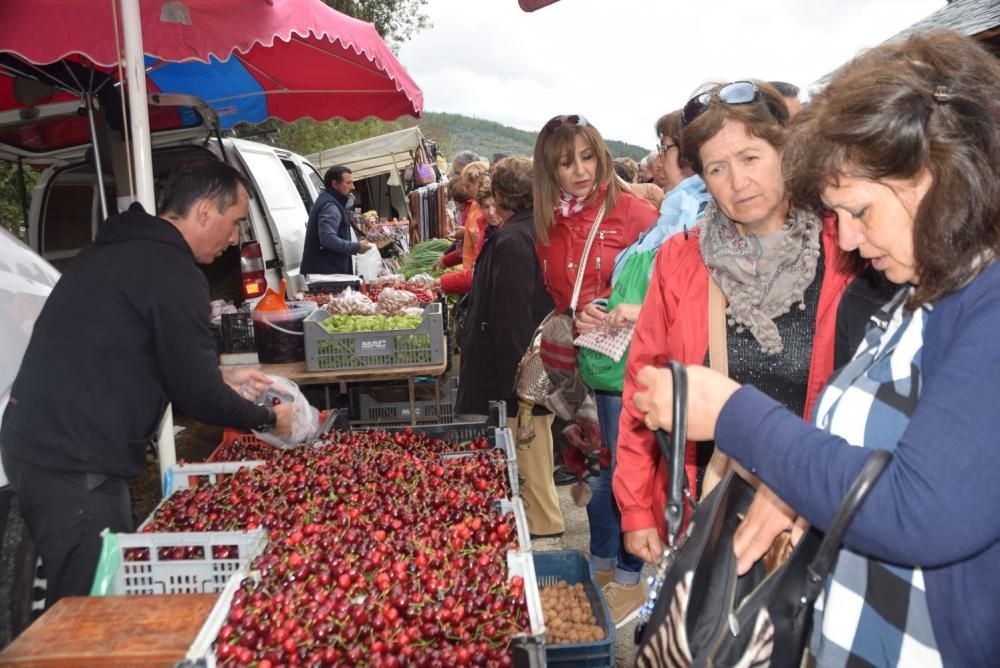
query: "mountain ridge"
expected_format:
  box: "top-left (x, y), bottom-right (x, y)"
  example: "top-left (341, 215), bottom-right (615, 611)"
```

top-left (410, 111), bottom-right (650, 163)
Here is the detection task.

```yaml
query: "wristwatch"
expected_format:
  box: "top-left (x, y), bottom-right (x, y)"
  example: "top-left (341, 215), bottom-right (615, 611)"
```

top-left (255, 405), bottom-right (277, 433)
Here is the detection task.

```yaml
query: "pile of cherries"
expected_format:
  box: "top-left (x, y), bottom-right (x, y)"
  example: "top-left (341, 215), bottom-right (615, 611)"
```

top-left (141, 428), bottom-right (528, 666)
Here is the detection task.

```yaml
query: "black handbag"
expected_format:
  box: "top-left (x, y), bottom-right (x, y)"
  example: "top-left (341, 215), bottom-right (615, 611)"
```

top-left (636, 361), bottom-right (892, 668)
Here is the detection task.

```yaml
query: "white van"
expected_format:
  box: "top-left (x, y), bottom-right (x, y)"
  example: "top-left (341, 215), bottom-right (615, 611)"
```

top-left (2, 94), bottom-right (348, 302)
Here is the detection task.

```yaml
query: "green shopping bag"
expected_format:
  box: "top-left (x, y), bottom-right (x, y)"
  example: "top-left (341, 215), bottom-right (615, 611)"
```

top-left (579, 249), bottom-right (657, 392)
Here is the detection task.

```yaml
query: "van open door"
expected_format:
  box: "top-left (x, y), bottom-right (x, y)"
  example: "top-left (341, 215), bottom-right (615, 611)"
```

top-left (230, 139), bottom-right (310, 295)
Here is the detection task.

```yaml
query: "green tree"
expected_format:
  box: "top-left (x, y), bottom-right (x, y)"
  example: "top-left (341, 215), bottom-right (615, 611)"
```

top-left (0, 162), bottom-right (38, 242)
top-left (323, 0), bottom-right (430, 51)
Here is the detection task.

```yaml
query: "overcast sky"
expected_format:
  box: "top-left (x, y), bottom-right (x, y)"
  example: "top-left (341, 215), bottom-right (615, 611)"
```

top-left (396, 0), bottom-right (943, 150)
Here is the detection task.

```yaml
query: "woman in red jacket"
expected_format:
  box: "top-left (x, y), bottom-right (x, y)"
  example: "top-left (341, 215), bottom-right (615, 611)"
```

top-left (534, 114), bottom-right (658, 623)
top-left (614, 81), bottom-right (853, 568)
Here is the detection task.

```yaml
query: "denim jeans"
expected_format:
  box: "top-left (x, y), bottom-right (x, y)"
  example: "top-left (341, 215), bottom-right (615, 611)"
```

top-left (587, 391), bottom-right (644, 585)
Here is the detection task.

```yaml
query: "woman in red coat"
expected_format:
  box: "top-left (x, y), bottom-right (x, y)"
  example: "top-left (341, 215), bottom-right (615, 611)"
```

top-left (534, 115), bottom-right (658, 624)
top-left (614, 81), bottom-right (853, 569)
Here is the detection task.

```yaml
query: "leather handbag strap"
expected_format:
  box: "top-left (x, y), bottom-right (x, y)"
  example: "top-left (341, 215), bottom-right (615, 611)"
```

top-left (802, 449), bottom-right (893, 605)
top-left (654, 360), bottom-right (688, 546)
top-left (703, 275), bottom-right (754, 498)
top-left (567, 203), bottom-right (609, 317)
top-left (708, 275), bottom-right (729, 376)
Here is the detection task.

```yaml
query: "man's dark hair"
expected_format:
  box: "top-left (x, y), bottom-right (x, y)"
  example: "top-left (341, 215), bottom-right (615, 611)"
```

top-left (323, 165), bottom-right (352, 190)
top-left (768, 81), bottom-right (800, 98)
top-left (615, 160), bottom-right (632, 183)
top-left (157, 159), bottom-right (251, 217)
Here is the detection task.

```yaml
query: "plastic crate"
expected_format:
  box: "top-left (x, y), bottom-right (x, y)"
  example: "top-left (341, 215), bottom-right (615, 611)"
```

top-left (508, 550), bottom-right (547, 668)
top-left (381, 400), bottom-right (507, 443)
top-left (106, 528), bottom-right (267, 597)
top-left (533, 550), bottom-right (616, 667)
top-left (352, 376), bottom-right (458, 427)
top-left (220, 312), bottom-right (256, 354)
top-left (439, 427), bottom-right (521, 498)
top-left (187, 548), bottom-right (545, 667)
top-left (160, 460), bottom-right (266, 497)
top-left (304, 302), bottom-right (445, 372)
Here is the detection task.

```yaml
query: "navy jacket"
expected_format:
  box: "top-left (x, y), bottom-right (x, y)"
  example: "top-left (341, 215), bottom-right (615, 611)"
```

top-left (300, 189), bottom-right (359, 275)
top-left (0, 204), bottom-right (273, 479)
top-left (716, 260), bottom-right (1000, 667)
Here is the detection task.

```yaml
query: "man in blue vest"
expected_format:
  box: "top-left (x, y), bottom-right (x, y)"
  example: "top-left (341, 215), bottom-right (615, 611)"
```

top-left (301, 165), bottom-right (371, 275)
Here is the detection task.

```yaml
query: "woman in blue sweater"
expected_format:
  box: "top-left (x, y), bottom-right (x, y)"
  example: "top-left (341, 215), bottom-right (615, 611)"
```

top-left (633, 30), bottom-right (1000, 667)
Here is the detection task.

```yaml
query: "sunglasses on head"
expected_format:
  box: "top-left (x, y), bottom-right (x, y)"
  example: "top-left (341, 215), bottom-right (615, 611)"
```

top-left (543, 114), bottom-right (589, 134)
top-left (682, 81), bottom-right (760, 126)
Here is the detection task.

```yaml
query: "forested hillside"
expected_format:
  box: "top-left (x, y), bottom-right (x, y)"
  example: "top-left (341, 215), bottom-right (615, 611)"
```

top-left (411, 112), bottom-right (649, 162)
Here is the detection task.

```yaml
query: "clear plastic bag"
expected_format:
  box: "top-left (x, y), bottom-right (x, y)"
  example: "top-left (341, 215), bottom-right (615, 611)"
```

top-left (376, 287), bottom-right (419, 315)
top-left (252, 375), bottom-right (320, 449)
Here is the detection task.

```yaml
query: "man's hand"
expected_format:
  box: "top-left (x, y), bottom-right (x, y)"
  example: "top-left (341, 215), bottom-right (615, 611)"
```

top-left (624, 528), bottom-right (665, 564)
top-left (272, 402), bottom-right (295, 440)
top-left (432, 257), bottom-right (446, 272)
top-left (224, 367), bottom-right (272, 401)
top-left (574, 302), bottom-right (607, 335)
top-left (358, 239), bottom-right (373, 254)
top-left (733, 485), bottom-right (808, 575)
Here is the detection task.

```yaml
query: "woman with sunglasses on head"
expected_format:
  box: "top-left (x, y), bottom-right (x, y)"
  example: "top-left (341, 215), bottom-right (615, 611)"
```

top-left (533, 115), bottom-right (658, 624)
top-left (614, 81), bottom-right (854, 570)
top-left (633, 31), bottom-right (1000, 666)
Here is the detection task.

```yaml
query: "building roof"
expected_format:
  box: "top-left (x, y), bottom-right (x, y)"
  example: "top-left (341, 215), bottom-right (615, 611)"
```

top-left (889, 0), bottom-right (1000, 41)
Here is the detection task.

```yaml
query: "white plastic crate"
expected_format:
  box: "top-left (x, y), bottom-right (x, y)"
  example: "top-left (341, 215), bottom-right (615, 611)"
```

top-left (187, 549), bottom-right (545, 667)
top-left (101, 461), bottom-right (269, 596)
top-left (441, 426), bottom-right (520, 498)
top-left (108, 528), bottom-right (267, 596)
top-left (498, 496), bottom-right (532, 554)
top-left (161, 460), bottom-right (266, 497)
top-left (507, 549), bottom-right (547, 667)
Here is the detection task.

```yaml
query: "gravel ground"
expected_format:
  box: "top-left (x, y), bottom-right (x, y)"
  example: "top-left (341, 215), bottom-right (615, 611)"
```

top-left (533, 483), bottom-right (653, 667)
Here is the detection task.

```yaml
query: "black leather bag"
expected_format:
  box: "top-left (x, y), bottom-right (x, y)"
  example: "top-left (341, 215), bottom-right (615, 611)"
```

top-left (636, 361), bottom-right (892, 668)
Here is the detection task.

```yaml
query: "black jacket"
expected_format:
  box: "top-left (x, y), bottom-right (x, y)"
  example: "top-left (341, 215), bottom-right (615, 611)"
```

top-left (455, 209), bottom-right (553, 416)
top-left (0, 204), bottom-right (272, 478)
top-left (834, 267), bottom-right (897, 369)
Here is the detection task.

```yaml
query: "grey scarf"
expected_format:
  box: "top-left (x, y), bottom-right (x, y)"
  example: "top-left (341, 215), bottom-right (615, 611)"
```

top-left (699, 200), bottom-right (821, 354)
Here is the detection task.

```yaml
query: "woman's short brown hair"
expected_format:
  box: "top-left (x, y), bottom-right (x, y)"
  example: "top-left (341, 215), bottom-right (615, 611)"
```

top-left (784, 30), bottom-right (1000, 307)
top-left (491, 157), bottom-right (533, 213)
top-left (681, 80), bottom-right (789, 176)
top-left (474, 175), bottom-right (494, 207)
top-left (533, 116), bottom-right (620, 242)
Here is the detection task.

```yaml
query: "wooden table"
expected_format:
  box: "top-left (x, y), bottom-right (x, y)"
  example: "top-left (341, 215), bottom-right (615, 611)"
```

top-left (258, 357), bottom-right (449, 423)
top-left (0, 594), bottom-right (217, 667)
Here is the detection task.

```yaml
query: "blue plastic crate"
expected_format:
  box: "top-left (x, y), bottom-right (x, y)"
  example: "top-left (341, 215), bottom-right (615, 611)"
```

top-left (534, 550), bottom-right (616, 667)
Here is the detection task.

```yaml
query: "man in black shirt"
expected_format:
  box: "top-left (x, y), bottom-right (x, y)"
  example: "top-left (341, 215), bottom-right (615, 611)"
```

top-left (0, 160), bottom-right (292, 606)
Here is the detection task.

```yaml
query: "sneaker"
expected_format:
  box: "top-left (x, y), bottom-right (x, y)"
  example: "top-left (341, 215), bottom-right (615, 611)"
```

top-left (593, 568), bottom-right (614, 589)
top-left (602, 581), bottom-right (646, 628)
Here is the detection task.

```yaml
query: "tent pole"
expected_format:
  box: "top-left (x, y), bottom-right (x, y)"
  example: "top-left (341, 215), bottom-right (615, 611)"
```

top-left (83, 94), bottom-right (109, 222)
top-left (120, 0), bottom-right (176, 483)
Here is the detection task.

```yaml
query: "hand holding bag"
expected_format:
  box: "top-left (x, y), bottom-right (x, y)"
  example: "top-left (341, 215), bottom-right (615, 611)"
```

top-left (636, 361), bottom-right (892, 668)
top-left (514, 202), bottom-right (608, 407)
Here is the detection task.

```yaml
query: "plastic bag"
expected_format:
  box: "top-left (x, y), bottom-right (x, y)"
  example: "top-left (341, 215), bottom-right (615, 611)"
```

top-left (327, 287), bottom-right (377, 315)
top-left (89, 529), bottom-right (121, 596)
top-left (377, 287), bottom-right (419, 315)
top-left (407, 273), bottom-right (435, 290)
top-left (252, 375), bottom-right (320, 449)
